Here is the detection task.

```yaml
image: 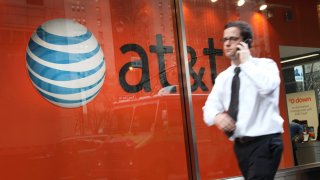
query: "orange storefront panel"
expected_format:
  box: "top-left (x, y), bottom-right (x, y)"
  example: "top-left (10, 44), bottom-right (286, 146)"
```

top-left (0, 0), bottom-right (189, 179)
top-left (0, 0), bottom-right (320, 179)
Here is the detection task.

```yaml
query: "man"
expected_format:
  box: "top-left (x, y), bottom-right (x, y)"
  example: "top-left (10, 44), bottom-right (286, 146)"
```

top-left (203, 21), bottom-right (284, 179)
top-left (317, 113), bottom-right (320, 141)
top-left (290, 119), bottom-right (304, 142)
top-left (290, 119), bottom-right (304, 165)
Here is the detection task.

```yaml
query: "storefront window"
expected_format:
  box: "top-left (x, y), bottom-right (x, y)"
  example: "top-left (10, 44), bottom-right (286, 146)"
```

top-left (1, 0), bottom-right (320, 179)
top-left (181, 0), bottom-right (319, 179)
top-left (281, 47), bottom-right (320, 165)
top-left (278, 0), bottom-right (320, 167)
top-left (0, 0), bottom-right (190, 179)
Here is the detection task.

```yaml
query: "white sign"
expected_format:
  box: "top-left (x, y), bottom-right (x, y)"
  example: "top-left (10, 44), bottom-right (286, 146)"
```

top-left (286, 90), bottom-right (318, 139)
top-left (294, 65), bottom-right (304, 82)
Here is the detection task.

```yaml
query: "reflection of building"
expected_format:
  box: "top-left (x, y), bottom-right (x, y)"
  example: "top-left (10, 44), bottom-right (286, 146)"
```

top-left (64, 0), bottom-right (107, 48)
top-left (294, 65), bottom-right (304, 82)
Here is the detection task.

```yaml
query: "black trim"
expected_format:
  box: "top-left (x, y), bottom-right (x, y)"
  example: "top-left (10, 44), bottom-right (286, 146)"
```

top-left (173, 0), bottom-right (200, 179)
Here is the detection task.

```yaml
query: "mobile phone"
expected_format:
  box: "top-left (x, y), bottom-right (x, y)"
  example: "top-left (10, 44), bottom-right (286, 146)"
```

top-left (237, 38), bottom-right (251, 51)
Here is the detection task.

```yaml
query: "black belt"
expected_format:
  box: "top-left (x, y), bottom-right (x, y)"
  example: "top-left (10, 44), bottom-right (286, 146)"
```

top-left (235, 136), bottom-right (257, 143)
top-left (235, 133), bottom-right (281, 144)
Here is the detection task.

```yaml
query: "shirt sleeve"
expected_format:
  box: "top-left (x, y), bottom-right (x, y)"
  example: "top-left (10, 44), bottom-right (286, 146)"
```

top-left (298, 125), bottom-right (304, 134)
top-left (240, 57), bottom-right (281, 95)
top-left (202, 75), bottom-right (225, 126)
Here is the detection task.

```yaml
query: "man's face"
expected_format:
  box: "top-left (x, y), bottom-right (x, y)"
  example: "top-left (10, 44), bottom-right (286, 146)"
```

top-left (222, 27), bottom-right (242, 59)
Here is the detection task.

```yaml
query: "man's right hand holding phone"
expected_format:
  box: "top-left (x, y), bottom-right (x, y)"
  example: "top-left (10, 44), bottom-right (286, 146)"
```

top-left (236, 39), bottom-right (251, 64)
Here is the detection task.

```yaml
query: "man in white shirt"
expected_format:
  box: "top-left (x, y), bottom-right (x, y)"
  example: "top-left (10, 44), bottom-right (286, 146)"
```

top-left (203, 21), bottom-right (284, 180)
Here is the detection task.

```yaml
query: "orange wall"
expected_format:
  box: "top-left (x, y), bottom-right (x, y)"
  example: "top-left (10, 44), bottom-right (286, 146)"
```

top-left (0, 0), bottom-right (319, 179)
top-left (0, 0), bottom-right (189, 179)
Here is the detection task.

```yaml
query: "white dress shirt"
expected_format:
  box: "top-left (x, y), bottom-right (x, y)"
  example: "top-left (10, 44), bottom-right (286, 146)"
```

top-left (202, 57), bottom-right (284, 140)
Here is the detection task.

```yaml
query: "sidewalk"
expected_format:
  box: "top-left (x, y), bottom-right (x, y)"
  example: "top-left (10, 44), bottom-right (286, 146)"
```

top-left (222, 163), bottom-right (320, 180)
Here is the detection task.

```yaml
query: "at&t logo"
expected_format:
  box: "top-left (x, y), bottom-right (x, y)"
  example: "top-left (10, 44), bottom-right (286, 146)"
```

top-left (26, 18), bottom-right (106, 108)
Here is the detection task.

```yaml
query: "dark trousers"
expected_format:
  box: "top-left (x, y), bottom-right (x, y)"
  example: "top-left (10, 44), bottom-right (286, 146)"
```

top-left (292, 141), bottom-right (299, 166)
top-left (234, 133), bottom-right (283, 180)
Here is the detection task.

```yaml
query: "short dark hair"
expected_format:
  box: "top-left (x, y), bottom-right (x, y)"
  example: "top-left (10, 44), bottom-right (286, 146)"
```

top-left (224, 21), bottom-right (253, 48)
top-left (292, 119), bottom-right (300, 124)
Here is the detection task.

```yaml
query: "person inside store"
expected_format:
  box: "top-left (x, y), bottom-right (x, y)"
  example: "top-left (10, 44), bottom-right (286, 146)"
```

top-left (290, 119), bottom-right (304, 165)
top-left (317, 113), bottom-right (320, 141)
top-left (203, 20), bottom-right (284, 180)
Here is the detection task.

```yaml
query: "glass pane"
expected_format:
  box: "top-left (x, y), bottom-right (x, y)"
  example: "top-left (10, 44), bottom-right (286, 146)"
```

top-left (0, 0), bottom-right (189, 179)
top-left (180, 0), bottom-right (318, 178)
top-left (281, 52), bottom-right (320, 165)
top-left (278, 0), bottom-right (320, 168)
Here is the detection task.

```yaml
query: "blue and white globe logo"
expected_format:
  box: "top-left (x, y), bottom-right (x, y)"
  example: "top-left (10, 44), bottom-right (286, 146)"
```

top-left (26, 18), bottom-right (106, 108)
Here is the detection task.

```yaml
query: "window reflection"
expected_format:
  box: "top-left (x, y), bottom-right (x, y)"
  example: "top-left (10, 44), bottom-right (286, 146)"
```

top-left (281, 48), bottom-right (320, 166)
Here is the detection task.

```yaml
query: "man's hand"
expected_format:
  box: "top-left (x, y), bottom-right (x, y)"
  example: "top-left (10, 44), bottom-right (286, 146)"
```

top-left (236, 41), bottom-right (251, 64)
top-left (215, 113), bottom-right (236, 132)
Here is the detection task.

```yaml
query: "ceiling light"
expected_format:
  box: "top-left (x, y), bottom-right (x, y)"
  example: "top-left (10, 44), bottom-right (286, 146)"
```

top-left (237, 0), bottom-right (245, 7)
top-left (211, 0), bottom-right (218, 2)
top-left (259, 4), bottom-right (268, 11)
top-left (281, 54), bottom-right (319, 64)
